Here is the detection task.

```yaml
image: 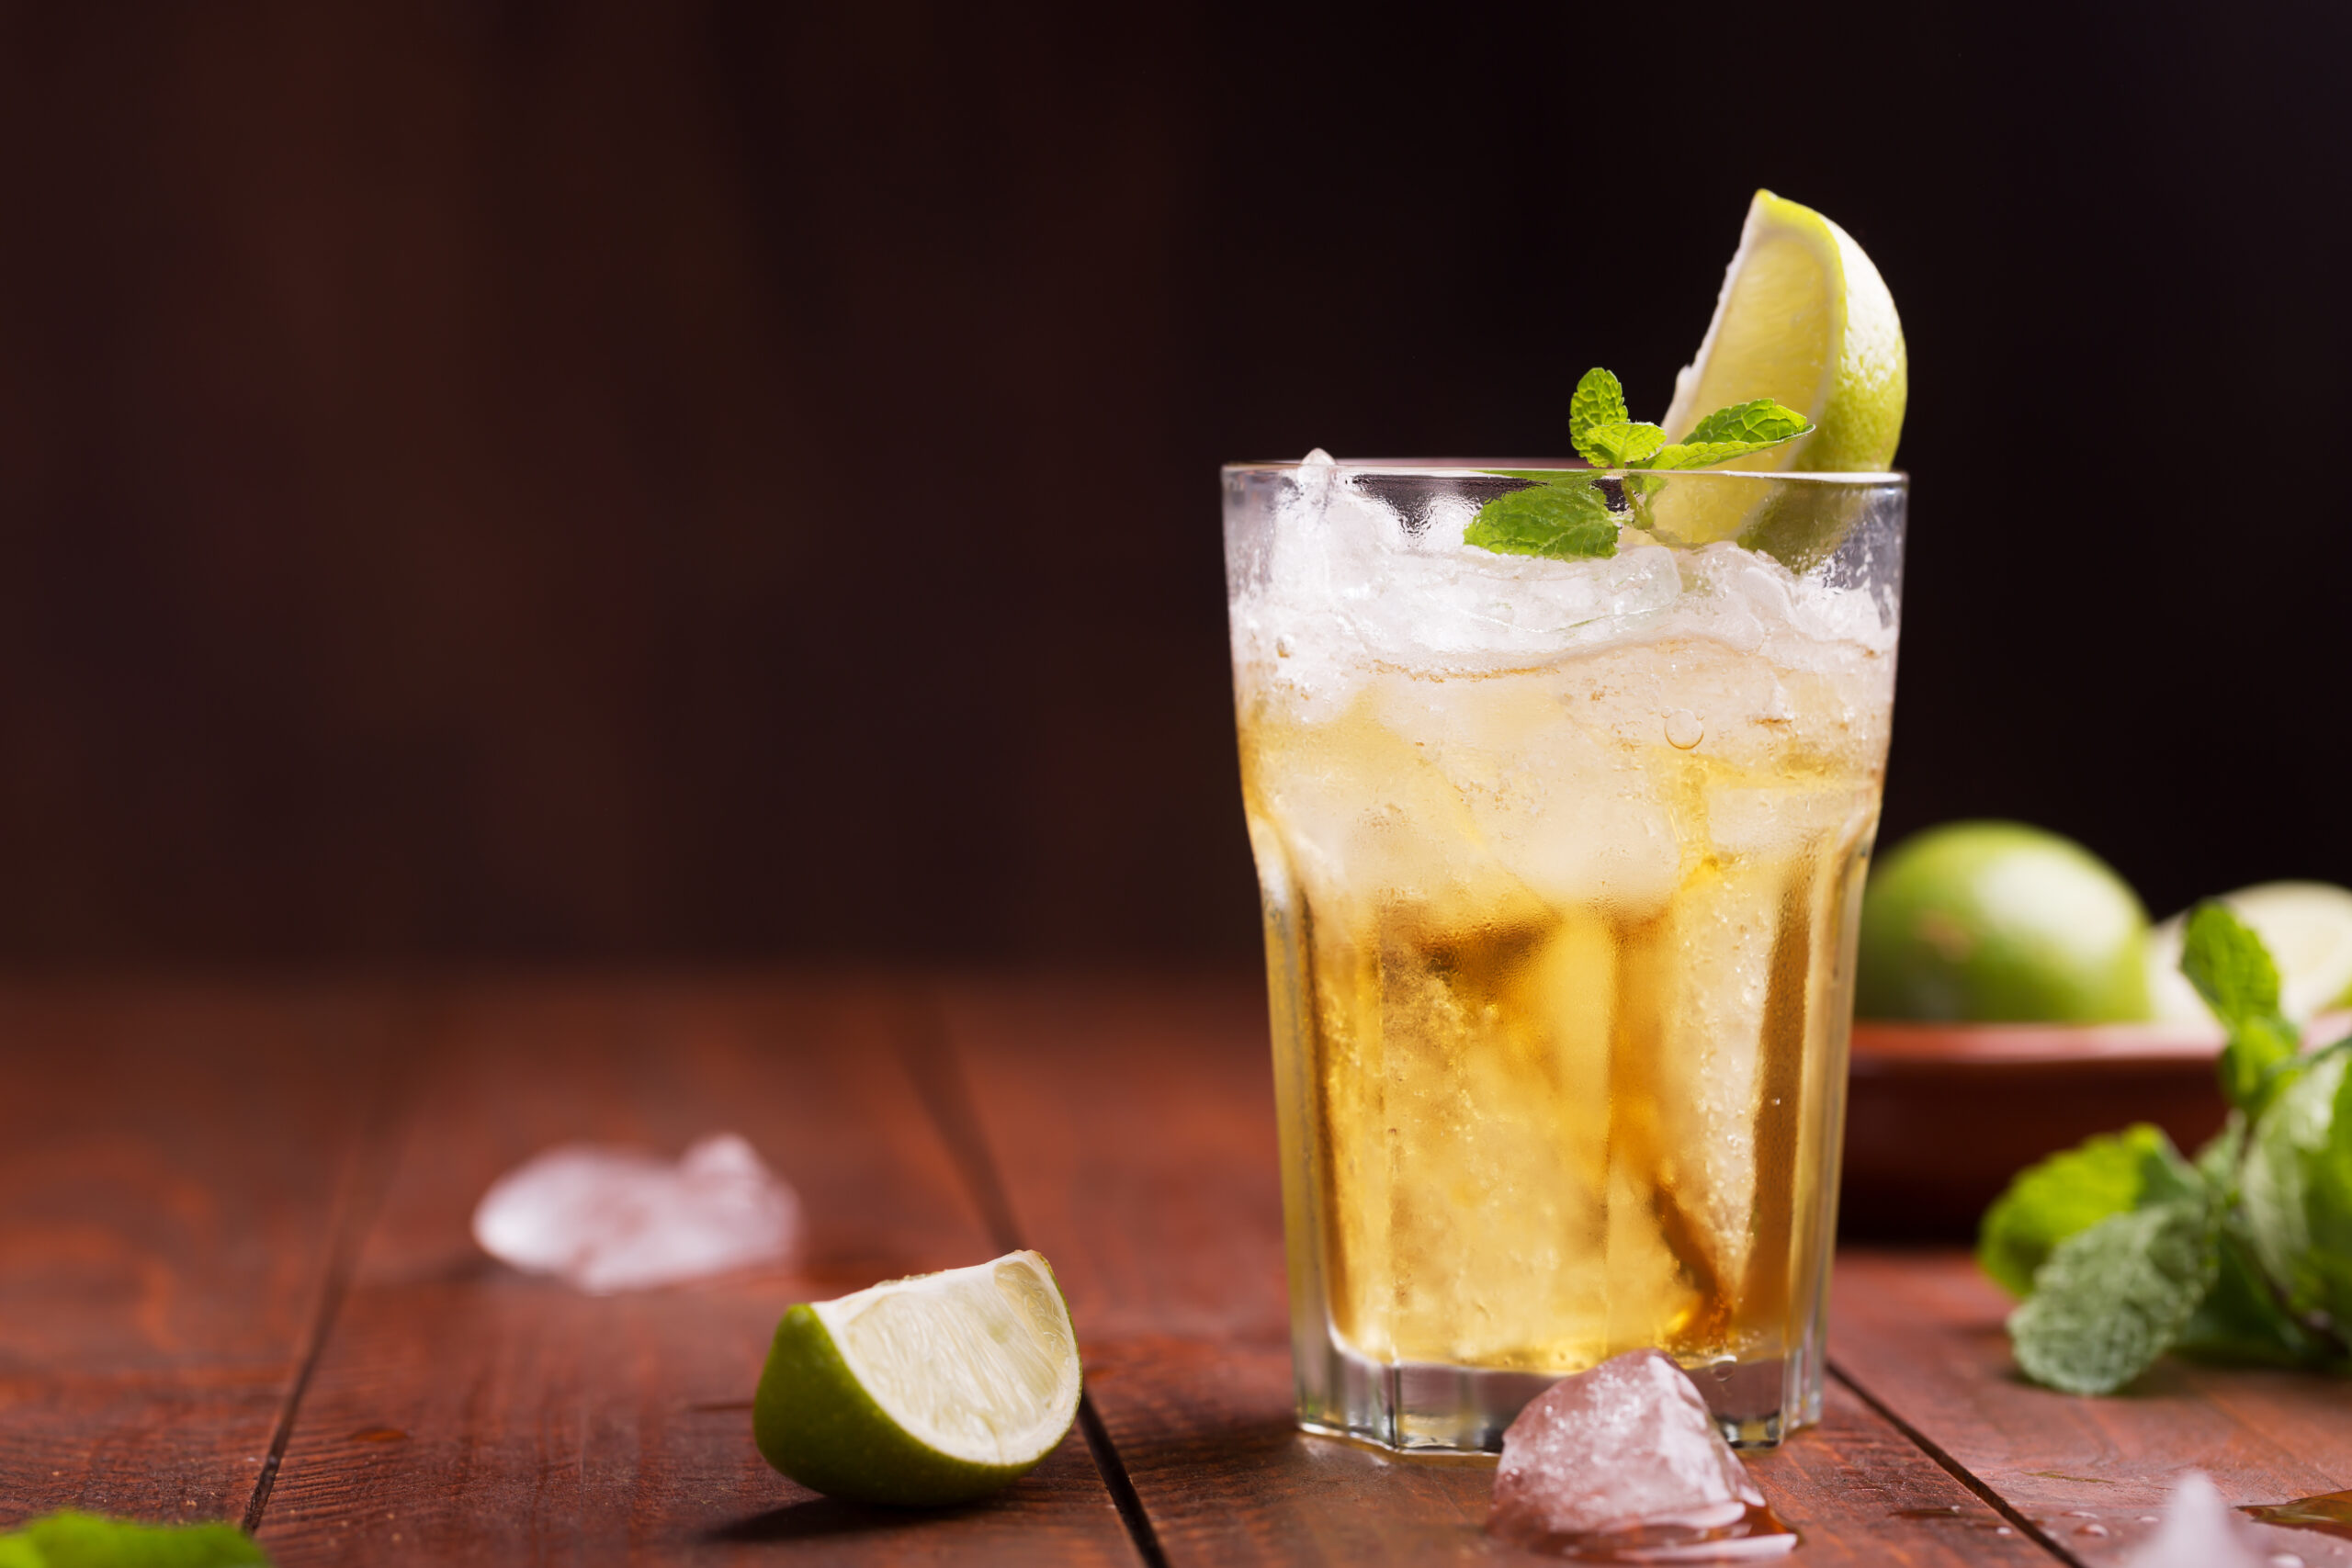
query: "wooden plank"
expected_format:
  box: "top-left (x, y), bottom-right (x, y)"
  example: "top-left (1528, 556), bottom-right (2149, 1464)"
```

top-left (1080, 1335), bottom-right (2052, 1566)
top-left (256, 978), bottom-right (1136, 1566)
top-left (938, 976), bottom-right (2052, 1566)
top-left (1832, 1248), bottom-right (2352, 1565)
top-left (928, 976), bottom-right (1290, 1346)
top-left (0, 982), bottom-right (392, 1528)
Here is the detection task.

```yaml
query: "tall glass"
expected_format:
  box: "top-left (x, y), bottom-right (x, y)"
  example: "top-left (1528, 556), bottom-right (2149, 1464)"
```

top-left (1225, 457), bottom-right (1905, 1452)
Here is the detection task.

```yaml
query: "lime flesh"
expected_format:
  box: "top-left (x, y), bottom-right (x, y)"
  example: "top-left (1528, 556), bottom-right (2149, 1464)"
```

top-left (1857, 822), bottom-right (2151, 1023)
top-left (1663, 188), bottom-right (1907, 474)
top-left (1650, 190), bottom-right (1907, 556)
top-left (753, 1250), bottom-right (1081, 1506)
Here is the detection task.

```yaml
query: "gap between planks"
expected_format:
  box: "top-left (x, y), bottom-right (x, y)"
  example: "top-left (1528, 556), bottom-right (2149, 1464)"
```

top-left (896, 994), bottom-right (1171, 1568)
top-left (1826, 1359), bottom-right (2078, 1566)
top-left (238, 995), bottom-right (419, 1534)
top-left (899, 986), bottom-right (2086, 1568)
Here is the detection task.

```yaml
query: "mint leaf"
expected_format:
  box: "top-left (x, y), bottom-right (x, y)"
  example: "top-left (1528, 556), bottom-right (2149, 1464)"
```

top-left (2183, 899), bottom-right (2285, 1025)
top-left (2239, 1044), bottom-right (2352, 1328)
top-left (6, 1514), bottom-right (271, 1567)
top-left (1642, 441), bottom-right (1777, 470)
top-left (1638, 400), bottom-right (1814, 471)
top-left (2168, 1114), bottom-right (2330, 1364)
top-left (2008, 1199), bottom-right (2219, 1394)
top-left (2183, 901), bottom-right (2302, 1113)
top-left (1567, 367), bottom-right (1630, 453)
top-left (1683, 399), bottom-right (1813, 446)
top-left (1978, 1123), bottom-right (2198, 1298)
top-left (1464, 479), bottom-right (1618, 561)
top-left (2178, 1214), bottom-right (2343, 1367)
top-left (1641, 443), bottom-right (1751, 470)
top-left (1578, 422), bottom-right (1668, 468)
top-left (2194, 1112), bottom-right (2248, 1188)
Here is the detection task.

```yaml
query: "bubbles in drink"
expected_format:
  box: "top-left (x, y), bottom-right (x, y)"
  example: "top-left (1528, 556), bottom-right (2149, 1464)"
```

top-left (1228, 458), bottom-right (1901, 1448)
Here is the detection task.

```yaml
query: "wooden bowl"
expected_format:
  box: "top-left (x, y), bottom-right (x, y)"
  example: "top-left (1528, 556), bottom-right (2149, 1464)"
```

top-left (1839, 1020), bottom-right (2227, 1238)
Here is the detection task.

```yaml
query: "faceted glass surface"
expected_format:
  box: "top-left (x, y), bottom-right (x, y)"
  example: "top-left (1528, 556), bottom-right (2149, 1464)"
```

top-left (1225, 459), bottom-right (1905, 1450)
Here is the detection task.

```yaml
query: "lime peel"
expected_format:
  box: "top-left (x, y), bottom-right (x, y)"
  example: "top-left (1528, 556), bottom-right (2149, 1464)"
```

top-left (1663, 188), bottom-right (1906, 475)
top-left (754, 1249), bottom-right (1082, 1506)
top-left (1857, 821), bottom-right (2151, 1024)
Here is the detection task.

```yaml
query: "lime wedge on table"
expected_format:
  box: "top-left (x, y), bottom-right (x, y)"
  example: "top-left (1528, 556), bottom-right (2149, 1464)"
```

top-left (753, 1249), bottom-right (1082, 1506)
top-left (1652, 189), bottom-right (1907, 552)
top-left (2146, 881), bottom-right (2352, 1027)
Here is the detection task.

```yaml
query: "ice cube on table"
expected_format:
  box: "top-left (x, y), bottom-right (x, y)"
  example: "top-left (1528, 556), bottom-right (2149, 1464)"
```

top-left (471, 1133), bottom-right (800, 1294)
top-left (1488, 1348), bottom-right (1793, 1560)
top-left (2124, 1472), bottom-right (2267, 1568)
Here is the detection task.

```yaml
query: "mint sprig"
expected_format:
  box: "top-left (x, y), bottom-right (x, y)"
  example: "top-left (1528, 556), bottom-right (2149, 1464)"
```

top-left (1468, 367), bottom-right (1814, 561)
top-left (2183, 901), bottom-right (2303, 1114)
top-left (2008, 1197), bottom-right (2219, 1395)
top-left (1982, 907), bottom-right (2352, 1393)
top-left (1978, 1123), bottom-right (2198, 1297)
top-left (1567, 367), bottom-right (1631, 450)
top-left (0, 1513), bottom-right (270, 1566)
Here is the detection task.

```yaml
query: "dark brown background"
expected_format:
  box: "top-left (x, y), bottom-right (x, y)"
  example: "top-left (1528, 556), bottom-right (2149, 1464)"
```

top-left (0, 1), bottom-right (2345, 966)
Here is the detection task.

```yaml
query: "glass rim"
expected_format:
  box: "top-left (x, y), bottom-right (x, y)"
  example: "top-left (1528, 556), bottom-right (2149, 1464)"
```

top-left (1222, 458), bottom-right (1905, 485)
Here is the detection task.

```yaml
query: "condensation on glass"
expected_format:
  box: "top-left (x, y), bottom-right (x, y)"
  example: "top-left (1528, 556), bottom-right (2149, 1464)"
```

top-left (1225, 459), bottom-right (1906, 1451)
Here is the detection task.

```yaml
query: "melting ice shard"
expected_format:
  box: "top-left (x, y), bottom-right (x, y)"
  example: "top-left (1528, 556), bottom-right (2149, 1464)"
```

top-left (2125, 1472), bottom-right (2268, 1568)
top-left (472, 1133), bottom-right (800, 1293)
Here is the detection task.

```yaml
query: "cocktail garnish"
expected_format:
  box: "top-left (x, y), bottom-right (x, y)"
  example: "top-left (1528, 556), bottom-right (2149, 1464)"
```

top-left (1984, 904), bottom-right (2352, 1393)
top-left (1464, 367), bottom-right (1813, 560)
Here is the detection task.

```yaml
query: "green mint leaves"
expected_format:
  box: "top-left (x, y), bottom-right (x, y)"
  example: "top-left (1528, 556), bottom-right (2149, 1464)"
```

top-left (2184, 901), bottom-right (2304, 1113)
top-left (1648, 400), bottom-right (1817, 471)
top-left (1578, 422), bottom-right (1668, 469)
top-left (1567, 367), bottom-right (1631, 450)
top-left (1468, 367), bottom-right (1814, 561)
top-left (2008, 1197), bottom-right (2219, 1395)
top-left (2241, 1048), bottom-right (2352, 1329)
top-left (1565, 368), bottom-right (1811, 472)
top-left (1978, 1124), bottom-right (2198, 1297)
top-left (0, 1514), bottom-right (270, 1567)
top-left (1462, 479), bottom-right (1621, 560)
top-left (1983, 908), bottom-right (2352, 1393)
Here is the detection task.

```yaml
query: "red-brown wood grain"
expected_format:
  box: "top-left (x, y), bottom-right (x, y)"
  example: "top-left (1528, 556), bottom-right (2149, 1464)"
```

top-left (16, 974), bottom-right (2352, 1566)
top-left (938, 975), bottom-right (2061, 1567)
top-left (1831, 1249), bottom-right (2352, 1566)
top-left (0, 983), bottom-right (396, 1528)
top-left (252, 978), bottom-right (1136, 1566)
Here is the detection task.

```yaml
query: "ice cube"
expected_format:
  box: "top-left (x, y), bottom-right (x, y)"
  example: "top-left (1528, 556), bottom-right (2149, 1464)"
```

top-left (2124, 1473), bottom-right (2267, 1568)
top-left (1488, 1348), bottom-right (1793, 1559)
top-left (471, 1133), bottom-right (800, 1294)
top-left (1294, 446), bottom-right (1338, 506)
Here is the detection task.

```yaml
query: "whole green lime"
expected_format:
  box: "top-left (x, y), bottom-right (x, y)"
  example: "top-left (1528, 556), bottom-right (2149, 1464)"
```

top-left (1856, 821), bottom-right (2151, 1022)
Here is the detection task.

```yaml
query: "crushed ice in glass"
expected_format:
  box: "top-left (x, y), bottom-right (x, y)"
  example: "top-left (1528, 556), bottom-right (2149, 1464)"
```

top-left (1487, 1349), bottom-right (1795, 1561)
top-left (2124, 1472), bottom-right (2267, 1568)
top-left (471, 1133), bottom-right (800, 1293)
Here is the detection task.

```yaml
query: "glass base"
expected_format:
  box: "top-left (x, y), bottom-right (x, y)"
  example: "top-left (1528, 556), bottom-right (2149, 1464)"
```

top-left (1294, 1330), bottom-right (1819, 1453)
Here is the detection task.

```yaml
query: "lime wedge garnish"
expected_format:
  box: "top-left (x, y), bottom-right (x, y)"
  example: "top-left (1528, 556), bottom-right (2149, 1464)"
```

top-left (2147, 882), bottom-right (2352, 1026)
top-left (753, 1249), bottom-right (1082, 1506)
top-left (1651, 190), bottom-right (1906, 553)
top-left (1664, 188), bottom-right (1906, 472)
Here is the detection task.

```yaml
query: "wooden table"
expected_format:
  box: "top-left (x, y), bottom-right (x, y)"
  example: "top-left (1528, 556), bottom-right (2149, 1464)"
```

top-left (4, 976), bottom-right (2346, 1565)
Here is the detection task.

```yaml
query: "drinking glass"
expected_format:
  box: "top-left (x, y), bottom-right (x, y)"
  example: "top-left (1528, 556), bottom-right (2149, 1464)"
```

top-left (1225, 457), bottom-right (1905, 1450)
